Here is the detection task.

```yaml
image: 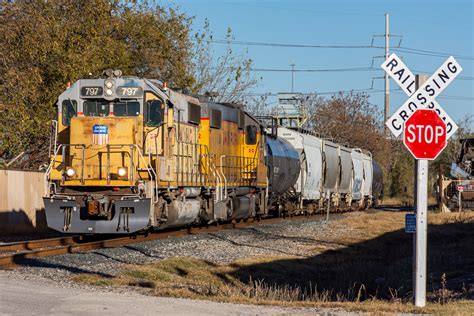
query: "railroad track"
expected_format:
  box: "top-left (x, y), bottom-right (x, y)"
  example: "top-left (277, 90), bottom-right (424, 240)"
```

top-left (0, 215), bottom-right (307, 269)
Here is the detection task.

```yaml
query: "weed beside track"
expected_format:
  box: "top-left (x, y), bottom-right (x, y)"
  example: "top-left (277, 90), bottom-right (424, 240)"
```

top-left (74, 211), bottom-right (474, 314)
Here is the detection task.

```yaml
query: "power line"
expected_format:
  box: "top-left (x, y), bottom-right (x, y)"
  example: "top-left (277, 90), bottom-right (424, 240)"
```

top-left (243, 88), bottom-right (397, 97)
top-left (209, 66), bottom-right (474, 80)
top-left (228, 67), bottom-right (379, 73)
top-left (202, 39), bottom-right (474, 60)
top-left (391, 48), bottom-right (474, 61)
top-left (392, 91), bottom-right (474, 101)
top-left (395, 46), bottom-right (474, 60)
top-left (202, 39), bottom-right (373, 49)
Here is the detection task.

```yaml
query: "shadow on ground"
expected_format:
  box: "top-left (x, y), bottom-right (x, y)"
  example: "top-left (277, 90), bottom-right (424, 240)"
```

top-left (231, 220), bottom-right (474, 301)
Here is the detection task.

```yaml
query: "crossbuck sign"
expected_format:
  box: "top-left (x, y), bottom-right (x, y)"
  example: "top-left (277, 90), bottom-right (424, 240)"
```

top-left (382, 53), bottom-right (461, 138)
top-left (381, 53), bottom-right (462, 308)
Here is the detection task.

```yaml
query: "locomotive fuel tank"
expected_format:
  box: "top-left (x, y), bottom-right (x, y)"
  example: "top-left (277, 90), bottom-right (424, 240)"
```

top-left (265, 136), bottom-right (300, 197)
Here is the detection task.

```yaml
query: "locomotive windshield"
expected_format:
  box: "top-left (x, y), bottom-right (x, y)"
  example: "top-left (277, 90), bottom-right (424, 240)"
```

top-left (83, 100), bottom-right (140, 117)
top-left (113, 101), bottom-right (140, 116)
top-left (84, 100), bottom-right (109, 116)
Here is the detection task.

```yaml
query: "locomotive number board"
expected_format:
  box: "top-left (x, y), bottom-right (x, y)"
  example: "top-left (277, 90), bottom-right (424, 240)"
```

top-left (81, 87), bottom-right (103, 97)
top-left (116, 86), bottom-right (143, 98)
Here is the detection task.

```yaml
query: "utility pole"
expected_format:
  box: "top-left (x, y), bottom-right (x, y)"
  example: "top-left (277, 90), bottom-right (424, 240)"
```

top-left (290, 63), bottom-right (295, 92)
top-left (384, 13), bottom-right (390, 136)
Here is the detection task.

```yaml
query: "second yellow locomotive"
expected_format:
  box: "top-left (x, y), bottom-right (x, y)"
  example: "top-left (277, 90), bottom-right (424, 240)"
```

top-left (44, 70), bottom-right (268, 233)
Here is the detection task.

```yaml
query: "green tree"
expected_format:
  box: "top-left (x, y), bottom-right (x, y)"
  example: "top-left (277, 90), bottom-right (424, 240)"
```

top-left (1, 0), bottom-right (254, 169)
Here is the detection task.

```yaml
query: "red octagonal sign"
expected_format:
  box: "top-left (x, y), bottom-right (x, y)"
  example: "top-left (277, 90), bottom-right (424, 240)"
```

top-left (403, 109), bottom-right (447, 160)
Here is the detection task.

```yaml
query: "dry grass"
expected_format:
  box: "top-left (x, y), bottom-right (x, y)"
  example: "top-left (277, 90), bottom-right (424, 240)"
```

top-left (381, 195), bottom-right (437, 206)
top-left (73, 211), bottom-right (474, 314)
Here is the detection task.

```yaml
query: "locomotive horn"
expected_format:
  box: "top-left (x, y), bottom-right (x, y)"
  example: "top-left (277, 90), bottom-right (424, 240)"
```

top-left (103, 69), bottom-right (114, 78)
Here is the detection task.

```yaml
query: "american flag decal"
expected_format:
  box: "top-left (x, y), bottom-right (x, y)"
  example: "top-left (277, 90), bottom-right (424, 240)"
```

top-left (92, 124), bottom-right (108, 145)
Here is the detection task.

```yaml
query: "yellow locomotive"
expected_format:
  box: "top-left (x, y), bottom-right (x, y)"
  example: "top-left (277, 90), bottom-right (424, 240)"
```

top-left (44, 70), bottom-right (268, 233)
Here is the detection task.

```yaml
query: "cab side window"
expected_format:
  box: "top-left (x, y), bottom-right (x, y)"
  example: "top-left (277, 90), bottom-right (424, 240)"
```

top-left (62, 100), bottom-right (77, 126)
top-left (245, 125), bottom-right (257, 145)
top-left (146, 100), bottom-right (164, 126)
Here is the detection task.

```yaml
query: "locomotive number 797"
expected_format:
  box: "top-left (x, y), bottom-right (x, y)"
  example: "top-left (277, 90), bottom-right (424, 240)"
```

top-left (119, 87), bottom-right (139, 96)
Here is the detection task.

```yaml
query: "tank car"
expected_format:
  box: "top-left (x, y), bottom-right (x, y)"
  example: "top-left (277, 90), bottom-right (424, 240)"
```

top-left (44, 71), bottom-right (268, 234)
top-left (264, 134), bottom-right (301, 212)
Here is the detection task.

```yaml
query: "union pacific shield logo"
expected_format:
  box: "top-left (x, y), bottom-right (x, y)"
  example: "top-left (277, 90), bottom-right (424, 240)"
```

top-left (92, 124), bottom-right (108, 145)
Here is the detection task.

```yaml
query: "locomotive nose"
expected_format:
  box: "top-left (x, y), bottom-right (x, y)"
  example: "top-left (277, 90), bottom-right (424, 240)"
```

top-left (65, 116), bottom-right (140, 183)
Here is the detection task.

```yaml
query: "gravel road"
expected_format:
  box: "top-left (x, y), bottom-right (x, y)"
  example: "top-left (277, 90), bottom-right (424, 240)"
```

top-left (0, 272), bottom-right (361, 316)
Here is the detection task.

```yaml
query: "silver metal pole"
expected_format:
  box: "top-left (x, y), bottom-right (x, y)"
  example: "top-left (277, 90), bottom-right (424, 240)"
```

top-left (384, 13), bottom-right (390, 136)
top-left (415, 159), bottom-right (428, 307)
top-left (414, 74), bottom-right (429, 308)
top-left (326, 190), bottom-right (330, 222)
top-left (458, 189), bottom-right (462, 212)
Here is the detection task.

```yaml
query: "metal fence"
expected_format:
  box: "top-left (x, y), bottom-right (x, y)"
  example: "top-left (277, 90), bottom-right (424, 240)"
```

top-left (0, 169), bottom-right (49, 233)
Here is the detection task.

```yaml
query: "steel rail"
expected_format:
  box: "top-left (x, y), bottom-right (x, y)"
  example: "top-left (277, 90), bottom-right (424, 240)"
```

top-left (0, 214), bottom-right (315, 269)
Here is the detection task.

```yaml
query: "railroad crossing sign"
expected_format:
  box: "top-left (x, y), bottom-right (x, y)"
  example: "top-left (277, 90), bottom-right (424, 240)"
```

top-left (381, 54), bottom-right (463, 309)
top-left (403, 109), bottom-right (447, 159)
top-left (382, 53), bottom-right (461, 138)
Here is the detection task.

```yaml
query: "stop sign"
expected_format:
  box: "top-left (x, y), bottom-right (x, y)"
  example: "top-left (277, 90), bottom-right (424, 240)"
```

top-left (403, 109), bottom-right (447, 160)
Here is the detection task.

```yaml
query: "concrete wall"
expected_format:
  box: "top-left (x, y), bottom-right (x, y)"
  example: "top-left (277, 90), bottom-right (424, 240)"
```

top-left (0, 169), bottom-right (49, 233)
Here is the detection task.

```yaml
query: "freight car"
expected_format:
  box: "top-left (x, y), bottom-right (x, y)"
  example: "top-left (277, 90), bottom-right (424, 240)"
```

top-left (43, 71), bottom-right (382, 234)
top-left (269, 126), bottom-right (382, 214)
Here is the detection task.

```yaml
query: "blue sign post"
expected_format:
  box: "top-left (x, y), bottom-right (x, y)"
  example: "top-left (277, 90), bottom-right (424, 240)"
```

top-left (405, 213), bottom-right (416, 233)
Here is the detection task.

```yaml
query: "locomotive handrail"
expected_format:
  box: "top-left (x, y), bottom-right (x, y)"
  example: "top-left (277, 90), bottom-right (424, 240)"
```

top-left (175, 140), bottom-right (212, 188)
top-left (45, 143), bottom-right (158, 204)
top-left (48, 120), bottom-right (58, 158)
top-left (219, 155), bottom-right (228, 199)
top-left (217, 155), bottom-right (258, 187)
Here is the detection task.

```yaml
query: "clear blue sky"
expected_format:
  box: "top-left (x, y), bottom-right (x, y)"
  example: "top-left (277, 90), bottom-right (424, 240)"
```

top-left (163, 0), bottom-right (473, 126)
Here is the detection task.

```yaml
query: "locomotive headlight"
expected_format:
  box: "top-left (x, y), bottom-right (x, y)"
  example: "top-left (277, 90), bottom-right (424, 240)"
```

top-left (65, 167), bottom-right (76, 177)
top-left (105, 88), bottom-right (113, 96)
top-left (117, 167), bottom-right (127, 177)
top-left (105, 80), bottom-right (113, 89)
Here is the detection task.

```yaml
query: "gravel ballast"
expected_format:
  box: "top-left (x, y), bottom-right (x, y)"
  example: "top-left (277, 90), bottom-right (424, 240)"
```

top-left (3, 213), bottom-right (354, 285)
